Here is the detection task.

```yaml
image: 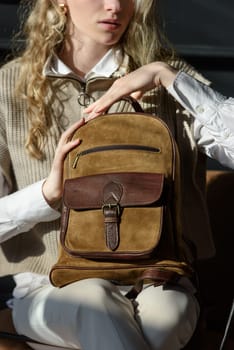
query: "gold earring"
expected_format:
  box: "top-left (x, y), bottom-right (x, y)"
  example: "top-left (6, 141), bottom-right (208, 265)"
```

top-left (59, 4), bottom-right (68, 15)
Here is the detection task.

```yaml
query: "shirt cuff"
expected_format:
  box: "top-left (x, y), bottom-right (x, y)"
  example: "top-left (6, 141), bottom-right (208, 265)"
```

top-left (0, 180), bottom-right (61, 242)
top-left (167, 71), bottom-right (227, 123)
top-left (8, 180), bottom-right (60, 221)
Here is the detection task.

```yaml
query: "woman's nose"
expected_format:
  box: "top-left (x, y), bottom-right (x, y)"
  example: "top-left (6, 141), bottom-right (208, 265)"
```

top-left (104, 0), bottom-right (122, 13)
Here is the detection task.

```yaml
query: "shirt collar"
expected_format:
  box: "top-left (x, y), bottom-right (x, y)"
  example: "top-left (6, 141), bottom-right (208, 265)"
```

top-left (43, 49), bottom-right (126, 81)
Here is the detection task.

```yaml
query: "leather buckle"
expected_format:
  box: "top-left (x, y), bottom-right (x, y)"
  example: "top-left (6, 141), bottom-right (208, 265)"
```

top-left (102, 203), bottom-right (120, 216)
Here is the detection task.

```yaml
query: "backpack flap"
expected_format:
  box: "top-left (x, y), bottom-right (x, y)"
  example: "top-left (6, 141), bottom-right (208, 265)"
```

top-left (61, 172), bottom-right (165, 260)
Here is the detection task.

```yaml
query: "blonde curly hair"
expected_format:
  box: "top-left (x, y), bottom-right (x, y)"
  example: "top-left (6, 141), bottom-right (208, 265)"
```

top-left (14, 0), bottom-right (175, 159)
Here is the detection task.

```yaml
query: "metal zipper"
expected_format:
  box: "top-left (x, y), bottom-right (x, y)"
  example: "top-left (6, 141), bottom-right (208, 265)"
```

top-left (77, 82), bottom-right (95, 107)
top-left (72, 144), bottom-right (161, 168)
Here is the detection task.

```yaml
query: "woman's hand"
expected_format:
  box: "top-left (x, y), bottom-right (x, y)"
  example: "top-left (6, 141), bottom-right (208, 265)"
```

top-left (84, 62), bottom-right (178, 120)
top-left (42, 118), bottom-right (85, 207)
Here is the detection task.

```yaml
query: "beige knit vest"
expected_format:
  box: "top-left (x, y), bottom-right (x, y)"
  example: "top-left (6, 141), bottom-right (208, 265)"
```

top-left (0, 59), bottom-right (215, 277)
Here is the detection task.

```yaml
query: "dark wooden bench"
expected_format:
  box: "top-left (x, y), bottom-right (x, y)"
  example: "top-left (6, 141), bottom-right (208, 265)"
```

top-left (0, 309), bottom-right (32, 350)
top-left (185, 170), bottom-right (234, 349)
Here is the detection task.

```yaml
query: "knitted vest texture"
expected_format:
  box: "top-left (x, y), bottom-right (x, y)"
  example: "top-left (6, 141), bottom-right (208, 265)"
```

top-left (0, 59), bottom-right (215, 276)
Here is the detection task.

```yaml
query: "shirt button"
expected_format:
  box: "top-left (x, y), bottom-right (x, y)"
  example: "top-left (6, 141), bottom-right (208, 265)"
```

top-left (195, 105), bottom-right (205, 114)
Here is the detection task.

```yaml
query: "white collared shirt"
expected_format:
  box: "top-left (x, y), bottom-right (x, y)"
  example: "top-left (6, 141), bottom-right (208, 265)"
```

top-left (43, 49), bottom-right (122, 80)
top-left (168, 71), bottom-right (234, 166)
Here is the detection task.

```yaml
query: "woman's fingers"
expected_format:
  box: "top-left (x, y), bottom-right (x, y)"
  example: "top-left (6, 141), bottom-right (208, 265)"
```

top-left (58, 118), bottom-right (85, 147)
top-left (84, 65), bottom-right (158, 120)
top-left (42, 118), bottom-right (85, 205)
top-left (84, 90), bottom-right (144, 121)
top-left (55, 118), bottom-right (85, 159)
top-left (85, 81), bottom-right (129, 116)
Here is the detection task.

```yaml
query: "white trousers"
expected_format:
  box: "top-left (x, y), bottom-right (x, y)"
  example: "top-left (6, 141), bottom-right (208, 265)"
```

top-left (12, 278), bottom-right (199, 350)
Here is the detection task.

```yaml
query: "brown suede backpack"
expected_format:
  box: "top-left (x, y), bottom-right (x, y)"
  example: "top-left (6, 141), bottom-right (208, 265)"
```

top-left (50, 98), bottom-right (193, 295)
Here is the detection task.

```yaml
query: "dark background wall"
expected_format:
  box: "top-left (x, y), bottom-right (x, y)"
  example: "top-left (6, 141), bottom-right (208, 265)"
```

top-left (0, 0), bottom-right (234, 169)
top-left (160, 0), bottom-right (234, 95)
top-left (0, 1), bottom-right (19, 62)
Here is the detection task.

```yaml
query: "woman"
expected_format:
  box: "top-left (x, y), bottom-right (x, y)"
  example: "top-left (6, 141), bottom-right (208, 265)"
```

top-left (0, 1), bottom-right (234, 349)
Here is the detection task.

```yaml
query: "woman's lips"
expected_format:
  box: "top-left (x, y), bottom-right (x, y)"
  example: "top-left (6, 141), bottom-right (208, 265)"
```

top-left (98, 19), bottom-right (121, 31)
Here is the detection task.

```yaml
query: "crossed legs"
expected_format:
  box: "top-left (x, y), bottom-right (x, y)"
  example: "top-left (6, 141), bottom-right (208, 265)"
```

top-left (12, 278), bottom-right (199, 350)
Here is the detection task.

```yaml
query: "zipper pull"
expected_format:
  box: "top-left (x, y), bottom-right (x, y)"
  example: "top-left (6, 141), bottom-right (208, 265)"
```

top-left (77, 82), bottom-right (95, 107)
top-left (72, 153), bottom-right (81, 168)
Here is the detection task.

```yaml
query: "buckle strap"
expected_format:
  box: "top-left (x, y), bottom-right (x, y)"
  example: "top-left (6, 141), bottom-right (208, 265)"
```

top-left (103, 204), bottom-right (120, 251)
top-left (103, 181), bottom-right (123, 251)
